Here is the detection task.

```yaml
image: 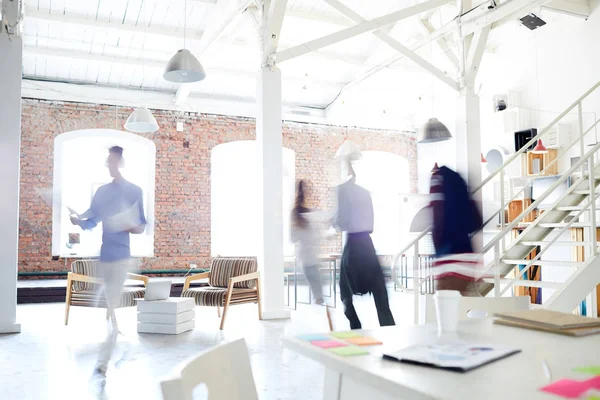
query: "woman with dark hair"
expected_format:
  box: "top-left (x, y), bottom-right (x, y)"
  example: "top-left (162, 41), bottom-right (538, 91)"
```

top-left (291, 180), bottom-right (324, 304)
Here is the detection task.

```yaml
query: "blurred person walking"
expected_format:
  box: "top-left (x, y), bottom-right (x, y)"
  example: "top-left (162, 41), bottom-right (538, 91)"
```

top-left (291, 180), bottom-right (325, 305)
top-left (429, 165), bottom-right (483, 296)
top-left (70, 145), bottom-right (146, 379)
top-left (334, 144), bottom-right (395, 330)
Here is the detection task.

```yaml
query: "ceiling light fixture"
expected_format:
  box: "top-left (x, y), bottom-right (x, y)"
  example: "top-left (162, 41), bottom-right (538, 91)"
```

top-left (531, 139), bottom-right (548, 154)
top-left (125, 4), bottom-right (159, 133)
top-left (418, 118), bottom-right (453, 143)
top-left (164, 0), bottom-right (206, 83)
top-left (125, 106), bottom-right (160, 133)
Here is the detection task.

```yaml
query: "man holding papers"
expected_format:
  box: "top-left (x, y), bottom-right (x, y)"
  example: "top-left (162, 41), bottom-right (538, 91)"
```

top-left (70, 145), bottom-right (146, 380)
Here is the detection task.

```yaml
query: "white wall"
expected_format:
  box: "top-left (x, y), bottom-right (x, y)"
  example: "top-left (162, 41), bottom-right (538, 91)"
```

top-left (478, 4), bottom-right (600, 144)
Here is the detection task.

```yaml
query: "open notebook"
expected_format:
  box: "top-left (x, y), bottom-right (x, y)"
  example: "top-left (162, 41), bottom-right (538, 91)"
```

top-left (383, 341), bottom-right (520, 372)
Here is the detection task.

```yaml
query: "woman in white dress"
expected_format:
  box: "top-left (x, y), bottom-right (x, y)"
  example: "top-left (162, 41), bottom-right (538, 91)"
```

top-left (290, 180), bottom-right (325, 304)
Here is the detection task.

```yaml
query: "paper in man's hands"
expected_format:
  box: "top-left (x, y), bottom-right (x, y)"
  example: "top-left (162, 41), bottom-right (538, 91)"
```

top-left (102, 202), bottom-right (142, 233)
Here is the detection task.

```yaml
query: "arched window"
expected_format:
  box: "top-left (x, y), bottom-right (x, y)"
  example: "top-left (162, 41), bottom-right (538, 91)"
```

top-left (52, 129), bottom-right (156, 258)
top-left (211, 141), bottom-right (295, 257)
top-left (354, 151), bottom-right (411, 255)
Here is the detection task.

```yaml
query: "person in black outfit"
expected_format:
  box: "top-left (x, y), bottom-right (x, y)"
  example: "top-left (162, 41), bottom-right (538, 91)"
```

top-left (334, 161), bottom-right (395, 330)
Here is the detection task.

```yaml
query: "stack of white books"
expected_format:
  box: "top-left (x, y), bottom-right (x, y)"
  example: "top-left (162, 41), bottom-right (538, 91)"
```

top-left (137, 297), bottom-right (195, 334)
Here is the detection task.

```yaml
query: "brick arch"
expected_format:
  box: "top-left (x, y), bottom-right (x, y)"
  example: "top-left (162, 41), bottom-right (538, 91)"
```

top-left (19, 100), bottom-right (417, 274)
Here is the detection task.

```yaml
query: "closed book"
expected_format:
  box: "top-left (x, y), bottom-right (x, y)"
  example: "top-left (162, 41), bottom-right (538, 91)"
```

top-left (493, 309), bottom-right (600, 330)
top-left (136, 297), bottom-right (195, 314)
top-left (138, 310), bottom-right (195, 324)
top-left (137, 320), bottom-right (195, 335)
top-left (494, 318), bottom-right (600, 337)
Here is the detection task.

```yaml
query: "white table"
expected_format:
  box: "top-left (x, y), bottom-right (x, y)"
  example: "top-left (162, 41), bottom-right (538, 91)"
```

top-left (284, 320), bottom-right (600, 400)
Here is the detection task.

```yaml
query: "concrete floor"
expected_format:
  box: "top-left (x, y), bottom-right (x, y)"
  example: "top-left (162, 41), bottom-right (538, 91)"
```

top-left (0, 286), bottom-right (414, 400)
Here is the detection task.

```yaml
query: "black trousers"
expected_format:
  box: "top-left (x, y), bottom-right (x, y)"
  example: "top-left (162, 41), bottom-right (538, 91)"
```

top-left (340, 233), bottom-right (395, 330)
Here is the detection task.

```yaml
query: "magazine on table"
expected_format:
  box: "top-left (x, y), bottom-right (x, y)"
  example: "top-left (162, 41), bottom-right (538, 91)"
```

top-left (383, 341), bottom-right (521, 372)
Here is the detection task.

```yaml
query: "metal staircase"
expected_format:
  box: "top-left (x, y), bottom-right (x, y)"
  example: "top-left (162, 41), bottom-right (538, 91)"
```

top-left (393, 80), bottom-right (600, 322)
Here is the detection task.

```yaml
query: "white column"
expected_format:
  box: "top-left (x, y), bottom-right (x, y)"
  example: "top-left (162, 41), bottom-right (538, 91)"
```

top-left (0, 33), bottom-right (23, 333)
top-left (256, 66), bottom-right (290, 320)
top-left (455, 87), bottom-right (483, 251)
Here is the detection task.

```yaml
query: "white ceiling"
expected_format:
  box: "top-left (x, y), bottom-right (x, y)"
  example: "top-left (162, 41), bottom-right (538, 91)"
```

top-left (16, 0), bottom-right (590, 127)
top-left (19, 0), bottom-right (463, 109)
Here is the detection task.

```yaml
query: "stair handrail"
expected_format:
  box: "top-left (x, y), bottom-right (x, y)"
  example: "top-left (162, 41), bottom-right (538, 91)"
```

top-left (495, 188), bottom-right (600, 296)
top-left (391, 80), bottom-right (600, 295)
top-left (480, 118), bottom-right (600, 230)
top-left (475, 80), bottom-right (600, 193)
top-left (480, 121), bottom-right (600, 253)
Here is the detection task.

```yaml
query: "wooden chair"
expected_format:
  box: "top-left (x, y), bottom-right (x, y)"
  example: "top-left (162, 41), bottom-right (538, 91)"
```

top-left (181, 258), bottom-right (262, 330)
top-left (425, 295), bottom-right (531, 324)
top-left (161, 338), bottom-right (258, 400)
top-left (64, 259), bottom-right (148, 325)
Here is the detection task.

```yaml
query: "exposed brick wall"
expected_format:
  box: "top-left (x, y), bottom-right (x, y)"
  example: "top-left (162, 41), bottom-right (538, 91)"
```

top-left (18, 99), bottom-right (417, 274)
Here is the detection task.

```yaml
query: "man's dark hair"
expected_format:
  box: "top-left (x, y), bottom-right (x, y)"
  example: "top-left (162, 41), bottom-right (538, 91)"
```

top-left (109, 146), bottom-right (124, 158)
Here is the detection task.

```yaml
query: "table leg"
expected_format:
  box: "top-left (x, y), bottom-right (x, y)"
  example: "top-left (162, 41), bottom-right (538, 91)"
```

top-left (294, 259), bottom-right (298, 310)
top-left (333, 259), bottom-right (337, 308)
top-left (323, 369), bottom-right (341, 400)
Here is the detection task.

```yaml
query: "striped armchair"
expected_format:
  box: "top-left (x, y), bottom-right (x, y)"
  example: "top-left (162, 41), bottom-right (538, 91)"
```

top-left (181, 258), bottom-right (262, 330)
top-left (64, 259), bottom-right (148, 325)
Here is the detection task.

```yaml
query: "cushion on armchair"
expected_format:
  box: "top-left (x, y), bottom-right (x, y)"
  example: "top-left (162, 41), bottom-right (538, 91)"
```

top-left (71, 260), bottom-right (102, 291)
top-left (208, 258), bottom-right (257, 289)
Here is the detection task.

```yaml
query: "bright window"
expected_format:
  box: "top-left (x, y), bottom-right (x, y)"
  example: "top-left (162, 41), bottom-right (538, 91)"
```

top-left (354, 151), bottom-right (411, 255)
top-left (211, 141), bottom-right (295, 257)
top-left (52, 129), bottom-right (156, 258)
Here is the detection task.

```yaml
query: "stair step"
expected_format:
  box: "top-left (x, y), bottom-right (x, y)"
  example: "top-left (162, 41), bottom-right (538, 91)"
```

top-left (520, 241), bottom-right (592, 247)
top-left (538, 222), bottom-right (589, 228)
top-left (483, 278), bottom-right (563, 289)
top-left (556, 206), bottom-right (585, 211)
top-left (502, 259), bottom-right (583, 267)
top-left (574, 190), bottom-right (591, 195)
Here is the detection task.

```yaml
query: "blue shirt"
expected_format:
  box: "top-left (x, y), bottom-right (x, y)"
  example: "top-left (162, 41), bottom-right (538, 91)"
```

top-left (79, 179), bottom-right (146, 262)
top-left (334, 177), bottom-right (374, 234)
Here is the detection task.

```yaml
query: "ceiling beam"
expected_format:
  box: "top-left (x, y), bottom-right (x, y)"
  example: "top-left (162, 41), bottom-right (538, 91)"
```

top-left (323, 0), bottom-right (458, 91)
top-left (23, 45), bottom-right (347, 91)
top-left (544, 0), bottom-right (591, 18)
top-left (264, 0), bottom-right (288, 57)
top-left (24, 8), bottom-right (204, 40)
top-left (176, 0), bottom-right (254, 106)
top-left (20, 78), bottom-right (328, 124)
top-left (285, 9), bottom-right (353, 26)
top-left (275, 0), bottom-right (453, 64)
top-left (465, 25), bottom-right (490, 85)
top-left (419, 18), bottom-right (459, 70)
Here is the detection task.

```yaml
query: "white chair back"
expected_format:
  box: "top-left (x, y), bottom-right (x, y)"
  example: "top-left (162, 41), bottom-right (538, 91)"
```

top-left (425, 295), bottom-right (531, 324)
top-left (161, 338), bottom-right (258, 400)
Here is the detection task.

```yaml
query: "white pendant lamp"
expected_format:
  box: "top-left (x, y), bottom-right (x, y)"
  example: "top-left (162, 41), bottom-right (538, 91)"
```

top-left (124, 106), bottom-right (159, 133)
top-left (164, 0), bottom-right (206, 83)
top-left (164, 49), bottom-right (206, 83)
top-left (418, 118), bottom-right (453, 143)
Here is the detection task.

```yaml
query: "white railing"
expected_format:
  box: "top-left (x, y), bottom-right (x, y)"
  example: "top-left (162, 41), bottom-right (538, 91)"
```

top-left (392, 80), bottom-right (600, 317)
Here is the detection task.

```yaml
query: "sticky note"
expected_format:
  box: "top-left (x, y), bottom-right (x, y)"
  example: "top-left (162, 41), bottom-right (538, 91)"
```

top-left (329, 346), bottom-right (369, 357)
top-left (576, 367), bottom-right (600, 376)
top-left (330, 331), bottom-right (362, 339)
top-left (298, 334), bottom-right (331, 342)
top-left (540, 379), bottom-right (591, 399)
top-left (541, 377), bottom-right (600, 399)
top-left (345, 336), bottom-right (383, 346)
top-left (311, 340), bottom-right (347, 349)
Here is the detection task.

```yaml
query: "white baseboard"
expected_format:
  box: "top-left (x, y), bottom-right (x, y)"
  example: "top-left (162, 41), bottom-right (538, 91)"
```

top-left (0, 322), bottom-right (21, 334)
